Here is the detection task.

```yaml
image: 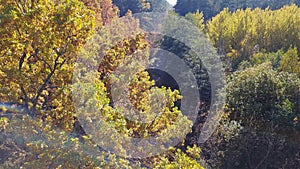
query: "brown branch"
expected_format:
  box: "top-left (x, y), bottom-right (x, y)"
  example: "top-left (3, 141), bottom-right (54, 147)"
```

top-left (20, 1), bottom-right (27, 13)
top-left (34, 49), bottom-right (53, 72)
top-left (19, 52), bottom-right (26, 71)
top-left (31, 52), bottom-right (62, 116)
top-left (20, 86), bottom-right (29, 107)
top-left (18, 52), bottom-right (31, 113)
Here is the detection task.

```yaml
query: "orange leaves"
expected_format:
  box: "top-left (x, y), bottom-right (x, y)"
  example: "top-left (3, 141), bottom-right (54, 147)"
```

top-left (80, 0), bottom-right (119, 27)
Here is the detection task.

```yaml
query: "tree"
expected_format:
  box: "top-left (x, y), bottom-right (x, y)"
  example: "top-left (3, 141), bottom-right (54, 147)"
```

top-left (279, 46), bottom-right (300, 76)
top-left (112, 0), bottom-right (150, 16)
top-left (0, 1), bottom-right (205, 168)
top-left (248, 49), bottom-right (283, 69)
top-left (200, 63), bottom-right (300, 169)
top-left (72, 10), bottom-right (196, 159)
top-left (206, 5), bottom-right (300, 70)
top-left (0, 0), bottom-right (96, 130)
top-left (221, 63), bottom-right (300, 168)
top-left (184, 10), bottom-right (205, 31)
top-left (175, 0), bottom-right (212, 20)
top-left (227, 63), bottom-right (300, 129)
top-left (175, 0), bottom-right (300, 21)
top-left (81, 0), bottom-right (119, 26)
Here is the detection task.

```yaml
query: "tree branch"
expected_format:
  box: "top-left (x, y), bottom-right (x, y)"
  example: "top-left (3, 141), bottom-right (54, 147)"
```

top-left (31, 51), bottom-right (63, 116)
top-left (254, 136), bottom-right (272, 169)
top-left (19, 52), bottom-right (26, 71)
top-left (20, 86), bottom-right (29, 108)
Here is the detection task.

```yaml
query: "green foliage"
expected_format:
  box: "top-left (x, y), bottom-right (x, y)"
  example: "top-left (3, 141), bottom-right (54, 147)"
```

top-left (112, 0), bottom-right (174, 16)
top-left (4, 1), bottom-right (300, 168)
top-left (215, 37), bottom-right (300, 169)
top-left (227, 62), bottom-right (300, 131)
top-left (184, 10), bottom-right (205, 31)
top-left (199, 112), bottom-right (243, 168)
top-left (112, 0), bottom-right (151, 16)
top-left (279, 46), bottom-right (300, 76)
top-left (0, 1), bottom-right (205, 168)
top-left (238, 47), bottom-right (300, 75)
top-left (217, 128), bottom-right (300, 169)
top-left (175, 0), bottom-right (211, 20)
top-left (172, 2), bottom-right (300, 169)
top-left (249, 49), bottom-right (283, 69)
top-left (201, 63), bottom-right (300, 169)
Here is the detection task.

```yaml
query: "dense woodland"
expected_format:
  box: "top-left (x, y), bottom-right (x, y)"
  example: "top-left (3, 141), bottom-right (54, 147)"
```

top-left (175, 0), bottom-right (300, 20)
top-left (0, 0), bottom-right (300, 168)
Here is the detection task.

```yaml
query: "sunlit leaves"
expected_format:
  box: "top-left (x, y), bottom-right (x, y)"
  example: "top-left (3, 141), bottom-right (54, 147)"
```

top-left (0, 0), bottom-right (96, 129)
top-left (152, 146), bottom-right (204, 169)
top-left (184, 10), bottom-right (205, 31)
top-left (0, 0), bottom-right (205, 168)
top-left (206, 5), bottom-right (300, 70)
top-left (279, 46), bottom-right (300, 76)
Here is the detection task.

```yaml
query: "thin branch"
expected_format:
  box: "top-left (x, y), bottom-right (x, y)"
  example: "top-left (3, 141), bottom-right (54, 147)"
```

top-left (15, 2), bottom-right (24, 13)
top-left (31, 49), bottom-right (66, 116)
top-left (19, 52), bottom-right (26, 70)
top-left (18, 52), bottom-right (31, 113)
top-left (254, 137), bottom-right (272, 169)
top-left (20, 86), bottom-right (29, 107)
top-left (246, 146), bottom-right (253, 169)
top-left (31, 59), bottom-right (57, 115)
top-left (21, 0), bottom-right (27, 13)
top-left (34, 49), bottom-right (53, 72)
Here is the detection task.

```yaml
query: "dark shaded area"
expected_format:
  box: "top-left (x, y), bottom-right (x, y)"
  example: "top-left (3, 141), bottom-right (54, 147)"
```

top-left (113, 0), bottom-right (149, 16)
top-left (200, 129), bottom-right (300, 169)
top-left (148, 34), bottom-right (214, 151)
top-left (113, 0), bottom-right (172, 16)
top-left (150, 34), bottom-right (211, 104)
top-left (146, 68), bottom-right (181, 108)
